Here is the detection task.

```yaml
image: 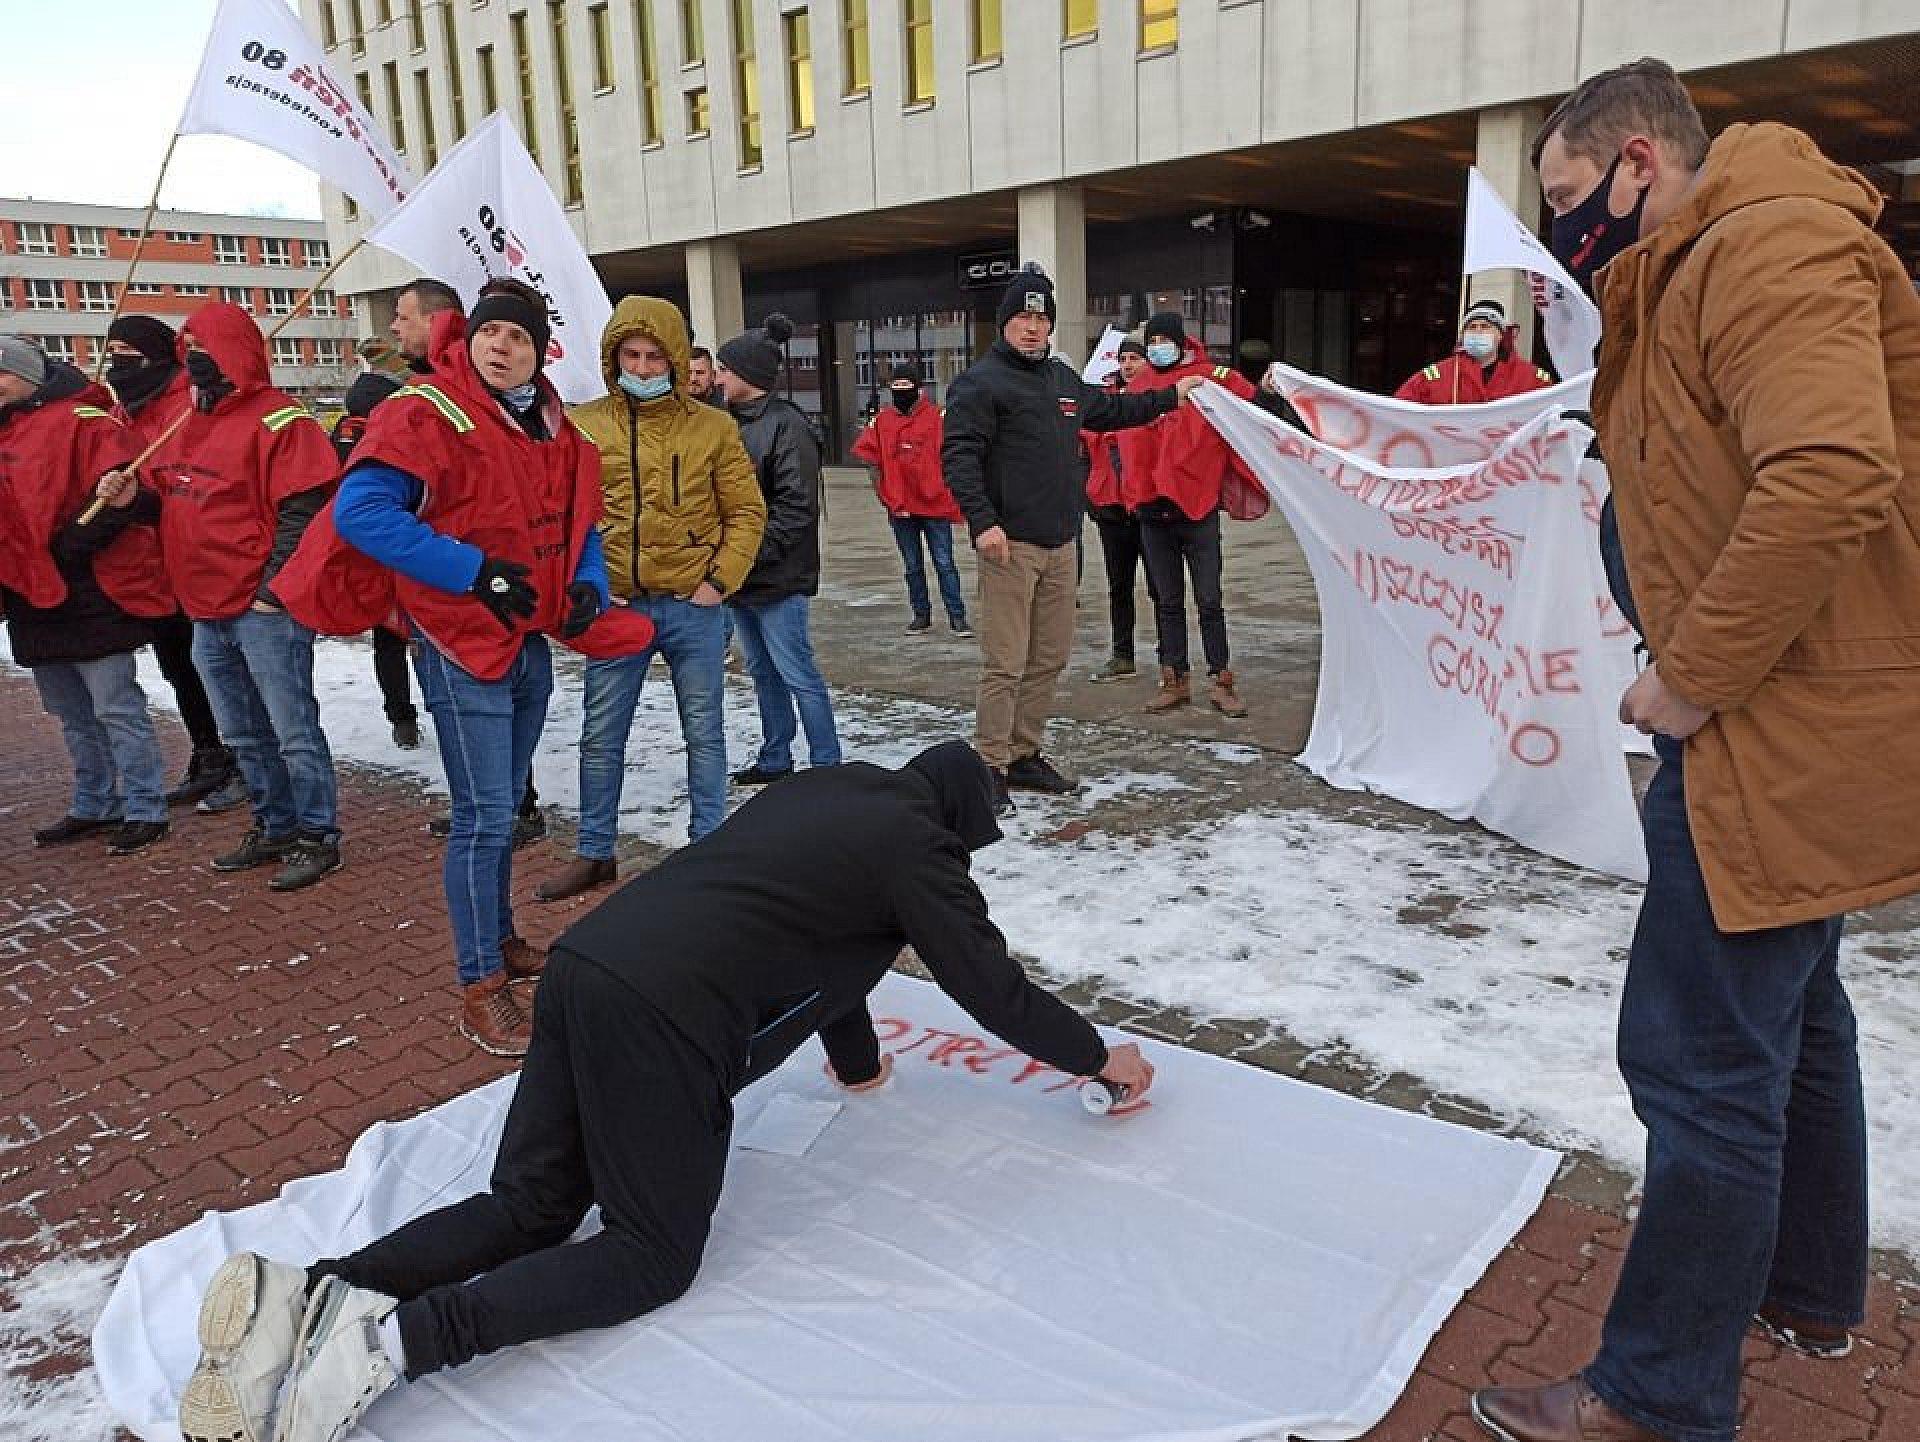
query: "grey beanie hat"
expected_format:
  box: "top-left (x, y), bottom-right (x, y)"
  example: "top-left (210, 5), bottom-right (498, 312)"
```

top-left (0, 335), bottom-right (48, 388)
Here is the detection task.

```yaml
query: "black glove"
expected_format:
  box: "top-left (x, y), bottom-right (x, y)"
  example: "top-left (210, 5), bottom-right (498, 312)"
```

top-left (560, 580), bottom-right (603, 639)
top-left (470, 556), bottom-right (537, 631)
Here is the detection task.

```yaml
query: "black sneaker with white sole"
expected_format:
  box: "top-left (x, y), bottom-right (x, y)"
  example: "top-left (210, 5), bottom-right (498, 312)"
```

top-left (212, 825), bottom-right (298, 872)
top-left (269, 836), bottom-right (342, 892)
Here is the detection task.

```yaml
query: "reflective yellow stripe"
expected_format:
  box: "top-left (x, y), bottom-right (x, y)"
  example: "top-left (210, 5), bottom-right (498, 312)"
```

top-left (72, 405), bottom-right (113, 420)
top-left (1423, 365), bottom-right (1442, 382)
top-left (261, 405), bottom-right (315, 432)
top-left (393, 384), bottom-right (475, 433)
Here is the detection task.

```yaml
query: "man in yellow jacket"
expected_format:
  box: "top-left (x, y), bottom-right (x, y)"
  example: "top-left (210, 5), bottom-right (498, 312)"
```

top-left (538, 297), bottom-right (765, 899)
top-left (1471, 60), bottom-right (1920, 1442)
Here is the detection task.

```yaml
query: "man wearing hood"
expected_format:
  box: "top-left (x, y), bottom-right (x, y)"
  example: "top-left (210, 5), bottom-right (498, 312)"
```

top-left (93, 302), bottom-right (345, 892)
top-left (1393, 298), bottom-right (1554, 405)
top-left (537, 297), bottom-right (765, 900)
top-left (176, 740), bottom-right (1156, 1442)
top-left (1469, 61), bottom-right (1920, 1442)
top-left (101, 314), bottom-right (243, 811)
top-left (0, 336), bottom-right (175, 856)
top-left (853, 361), bottom-right (970, 637)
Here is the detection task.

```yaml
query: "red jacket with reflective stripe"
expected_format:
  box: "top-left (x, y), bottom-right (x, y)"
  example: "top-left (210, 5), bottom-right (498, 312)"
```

top-left (1117, 342), bottom-right (1269, 521)
top-left (113, 368), bottom-right (194, 450)
top-left (139, 304), bottom-right (338, 620)
top-left (851, 398), bottom-right (960, 520)
top-left (1393, 339), bottom-right (1555, 405)
top-left (276, 314), bottom-right (654, 681)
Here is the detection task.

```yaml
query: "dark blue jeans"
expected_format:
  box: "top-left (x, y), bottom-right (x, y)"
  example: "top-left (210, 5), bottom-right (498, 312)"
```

top-left (730, 593), bottom-right (842, 772)
top-left (888, 516), bottom-right (966, 625)
top-left (31, 652), bottom-right (168, 824)
top-left (192, 609), bottom-right (339, 840)
top-left (1586, 737), bottom-right (1866, 1442)
top-left (413, 635), bottom-right (554, 985)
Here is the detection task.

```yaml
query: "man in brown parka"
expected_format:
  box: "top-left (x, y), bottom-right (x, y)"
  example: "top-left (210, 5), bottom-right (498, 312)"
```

top-left (1471, 61), bottom-right (1920, 1442)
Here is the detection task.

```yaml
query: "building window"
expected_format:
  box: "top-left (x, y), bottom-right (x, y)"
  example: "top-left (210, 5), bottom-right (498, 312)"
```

top-left (511, 12), bottom-right (541, 164)
top-left (69, 225), bottom-right (106, 258)
top-left (971, 0), bottom-right (1001, 63)
top-left (384, 62), bottom-right (406, 151)
top-left (784, 9), bottom-right (812, 132)
top-left (313, 288), bottom-right (337, 313)
top-left (680, 0), bottom-right (703, 64)
top-left (415, 69), bottom-right (440, 166)
top-left (260, 236), bottom-right (292, 267)
top-left (38, 335), bottom-right (76, 364)
top-left (175, 284), bottom-right (208, 298)
top-left (349, 0), bottom-right (365, 55)
top-left (685, 85), bottom-right (709, 137)
top-left (117, 227), bottom-right (143, 238)
top-left (127, 281), bottom-right (164, 296)
top-left (165, 230), bottom-right (202, 243)
top-left (904, 0), bottom-right (935, 105)
top-left (590, 4), bottom-right (615, 90)
top-left (265, 287), bottom-right (297, 317)
top-left (319, 0), bottom-right (338, 47)
top-left (552, 2), bottom-right (584, 203)
top-left (214, 234), bottom-right (248, 264)
top-left (1139, 0), bottom-right (1178, 51)
top-left (375, 0), bottom-right (393, 24)
top-left (478, 45), bottom-right (498, 113)
top-left (79, 281), bottom-right (116, 312)
top-left (25, 279), bottom-right (63, 309)
top-left (272, 338), bottom-right (305, 368)
top-left (224, 286), bottom-right (255, 311)
top-left (842, 0), bottom-right (870, 95)
top-left (441, 4), bottom-right (467, 133)
top-left (307, 238), bottom-right (331, 266)
top-left (1063, 0), bottom-right (1096, 40)
top-left (406, 0), bottom-right (426, 50)
top-left (635, 0), bottom-right (662, 142)
top-left (15, 222), bottom-right (53, 255)
top-left (730, 0), bottom-right (761, 167)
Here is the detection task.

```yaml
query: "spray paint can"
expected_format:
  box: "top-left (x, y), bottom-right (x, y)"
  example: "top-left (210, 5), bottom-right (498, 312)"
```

top-left (1081, 1077), bottom-right (1131, 1115)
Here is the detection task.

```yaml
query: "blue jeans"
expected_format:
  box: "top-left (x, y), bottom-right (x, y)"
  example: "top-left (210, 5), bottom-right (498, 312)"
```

top-left (1586, 737), bottom-right (1865, 1442)
top-left (578, 596), bottom-right (727, 850)
top-left (31, 652), bottom-right (168, 824)
top-left (730, 593), bottom-right (842, 772)
top-left (889, 516), bottom-right (966, 625)
top-left (414, 635), bottom-right (553, 985)
top-left (192, 609), bottom-right (339, 840)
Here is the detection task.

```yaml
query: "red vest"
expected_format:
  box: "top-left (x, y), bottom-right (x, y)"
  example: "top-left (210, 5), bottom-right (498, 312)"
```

top-left (851, 398), bottom-right (960, 520)
top-left (276, 318), bottom-right (654, 681)
top-left (0, 381), bottom-right (172, 619)
top-left (1117, 344), bottom-right (1270, 521)
top-left (1393, 347), bottom-right (1555, 405)
top-left (113, 368), bottom-right (194, 450)
top-left (1081, 394), bottom-right (1124, 508)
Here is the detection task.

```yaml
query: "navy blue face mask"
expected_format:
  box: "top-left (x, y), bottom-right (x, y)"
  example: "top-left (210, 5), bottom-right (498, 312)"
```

top-left (1550, 153), bottom-right (1649, 297)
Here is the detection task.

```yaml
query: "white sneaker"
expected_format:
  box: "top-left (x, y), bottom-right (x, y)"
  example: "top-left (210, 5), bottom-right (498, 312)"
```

top-left (178, 1252), bottom-right (309, 1442)
top-left (272, 1277), bottom-right (399, 1442)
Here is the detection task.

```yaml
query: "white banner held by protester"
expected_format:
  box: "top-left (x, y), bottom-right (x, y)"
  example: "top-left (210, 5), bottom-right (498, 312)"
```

top-left (1081, 326), bottom-right (1128, 384)
top-left (177, 0), bottom-right (414, 219)
top-left (365, 113), bottom-right (612, 403)
top-left (1462, 167), bottom-right (1601, 382)
top-left (1195, 384), bottom-right (1645, 880)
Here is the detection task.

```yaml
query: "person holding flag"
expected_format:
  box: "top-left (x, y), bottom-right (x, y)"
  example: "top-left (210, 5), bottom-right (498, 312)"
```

top-left (851, 362), bottom-right (970, 638)
top-left (1393, 299), bottom-right (1556, 405)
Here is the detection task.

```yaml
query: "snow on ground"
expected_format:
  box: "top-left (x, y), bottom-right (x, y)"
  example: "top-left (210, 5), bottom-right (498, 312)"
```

top-left (0, 1247), bottom-right (120, 1442)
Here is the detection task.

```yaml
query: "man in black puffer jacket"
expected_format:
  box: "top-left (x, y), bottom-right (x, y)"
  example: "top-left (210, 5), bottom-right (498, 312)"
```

top-left (717, 313), bottom-right (842, 785)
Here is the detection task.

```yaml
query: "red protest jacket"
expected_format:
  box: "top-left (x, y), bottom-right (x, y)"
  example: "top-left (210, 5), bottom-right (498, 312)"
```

top-left (113, 367), bottom-right (194, 450)
top-left (1081, 381), bottom-right (1126, 507)
top-left (1394, 335), bottom-right (1555, 405)
top-left (139, 303), bottom-right (339, 620)
top-left (276, 314), bottom-right (654, 681)
top-left (851, 398), bottom-right (960, 520)
top-left (1117, 341), bottom-right (1269, 521)
top-left (0, 373), bottom-right (171, 619)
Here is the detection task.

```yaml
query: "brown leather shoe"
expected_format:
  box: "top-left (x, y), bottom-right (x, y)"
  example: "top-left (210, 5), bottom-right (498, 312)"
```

top-left (1470, 1377), bottom-right (1662, 1442)
top-left (1754, 1302), bottom-right (1853, 1358)
top-left (534, 855), bottom-right (616, 903)
top-left (1207, 668), bottom-right (1248, 718)
top-left (501, 934), bottom-right (547, 982)
top-left (459, 972), bottom-right (532, 1057)
top-left (1144, 665), bottom-right (1191, 713)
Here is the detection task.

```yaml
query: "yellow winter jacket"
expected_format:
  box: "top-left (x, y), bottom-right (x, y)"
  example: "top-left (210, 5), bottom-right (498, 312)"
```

top-left (569, 297), bottom-right (765, 599)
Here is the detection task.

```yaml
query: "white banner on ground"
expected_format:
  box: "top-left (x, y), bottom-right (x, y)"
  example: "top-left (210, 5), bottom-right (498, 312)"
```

top-left (1462, 167), bottom-right (1601, 382)
top-left (1195, 383), bottom-right (1646, 880)
top-left (177, 0), bottom-right (414, 218)
top-left (1080, 326), bottom-right (1127, 384)
top-left (365, 112), bottom-right (611, 403)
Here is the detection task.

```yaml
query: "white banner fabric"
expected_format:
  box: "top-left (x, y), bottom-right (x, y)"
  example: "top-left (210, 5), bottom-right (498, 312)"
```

top-left (364, 113), bottom-right (611, 404)
top-left (1080, 325), bottom-right (1128, 384)
top-left (177, 0), bottom-right (413, 219)
top-left (1462, 167), bottom-right (1602, 382)
top-left (1196, 383), bottom-right (1647, 880)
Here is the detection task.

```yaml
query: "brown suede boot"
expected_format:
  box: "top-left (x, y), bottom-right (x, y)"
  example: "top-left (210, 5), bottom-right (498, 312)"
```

top-left (1144, 666), bottom-right (1191, 713)
top-left (1470, 1378), bottom-right (1662, 1441)
top-left (501, 935), bottom-right (547, 982)
top-left (459, 972), bottom-right (532, 1057)
top-left (534, 855), bottom-right (616, 903)
top-left (1207, 668), bottom-right (1248, 718)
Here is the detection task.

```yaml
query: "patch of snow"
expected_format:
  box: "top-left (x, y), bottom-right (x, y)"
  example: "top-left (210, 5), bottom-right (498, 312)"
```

top-left (0, 1250), bottom-right (121, 1442)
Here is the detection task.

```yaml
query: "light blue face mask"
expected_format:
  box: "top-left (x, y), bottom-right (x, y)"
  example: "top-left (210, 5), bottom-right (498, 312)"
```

top-left (1146, 341), bottom-right (1180, 369)
top-left (618, 370), bottom-right (674, 401)
top-left (498, 381), bottom-right (540, 410)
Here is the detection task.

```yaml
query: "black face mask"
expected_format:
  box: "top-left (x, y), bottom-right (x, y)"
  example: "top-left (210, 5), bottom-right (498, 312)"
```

top-left (185, 349), bottom-right (234, 413)
top-left (1550, 153), bottom-right (1649, 298)
top-left (107, 354), bottom-right (176, 412)
top-left (889, 386), bottom-right (919, 413)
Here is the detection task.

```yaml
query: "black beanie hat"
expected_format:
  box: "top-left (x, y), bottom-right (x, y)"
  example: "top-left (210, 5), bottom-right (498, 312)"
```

top-left (1144, 311), bottom-right (1186, 347)
top-left (996, 263), bottom-right (1056, 329)
top-left (717, 312), bottom-right (794, 391)
top-left (1116, 336), bottom-right (1147, 359)
top-left (468, 288), bottom-right (552, 371)
top-left (106, 314), bottom-right (179, 367)
top-left (888, 361), bottom-right (922, 386)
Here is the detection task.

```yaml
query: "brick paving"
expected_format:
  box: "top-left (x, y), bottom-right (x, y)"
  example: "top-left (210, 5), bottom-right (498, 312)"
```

top-left (2, 670), bottom-right (1914, 1441)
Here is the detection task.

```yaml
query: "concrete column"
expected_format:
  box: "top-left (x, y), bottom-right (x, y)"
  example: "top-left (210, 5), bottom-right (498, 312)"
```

top-left (1472, 103), bottom-right (1547, 362)
top-left (684, 237), bottom-right (744, 353)
top-left (1016, 183), bottom-right (1088, 365)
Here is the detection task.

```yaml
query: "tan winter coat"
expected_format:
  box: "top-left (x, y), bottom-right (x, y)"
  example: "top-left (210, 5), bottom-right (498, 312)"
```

top-left (1593, 122), bottom-right (1920, 931)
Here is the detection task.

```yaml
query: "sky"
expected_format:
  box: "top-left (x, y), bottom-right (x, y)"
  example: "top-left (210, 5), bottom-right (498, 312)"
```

top-left (0, 0), bottom-right (322, 219)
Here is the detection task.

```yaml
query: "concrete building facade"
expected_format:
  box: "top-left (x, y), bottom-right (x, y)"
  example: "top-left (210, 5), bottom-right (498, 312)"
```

top-left (304, 0), bottom-right (1920, 454)
top-left (0, 199), bottom-right (364, 402)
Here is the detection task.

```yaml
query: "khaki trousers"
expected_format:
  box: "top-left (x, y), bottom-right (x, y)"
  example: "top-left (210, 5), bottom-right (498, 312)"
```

top-left (973, 539), bottom-right (1078, 770)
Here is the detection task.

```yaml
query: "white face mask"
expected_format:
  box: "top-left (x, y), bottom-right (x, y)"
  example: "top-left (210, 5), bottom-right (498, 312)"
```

top-left (1461, 331), bottom-right (1498, 361)
top-left (1146, 341), bottom-right (1181, 369)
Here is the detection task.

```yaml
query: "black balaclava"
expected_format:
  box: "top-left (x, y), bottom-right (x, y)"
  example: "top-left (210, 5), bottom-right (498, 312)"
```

top-left (105, 315), bottom-right (181, 413)
top-left (888, 361), bottom-right (921, 413)
top-left (904, 741), bottom-right (1003, 853)
top-left (185, 350), bottom-right (233, 413)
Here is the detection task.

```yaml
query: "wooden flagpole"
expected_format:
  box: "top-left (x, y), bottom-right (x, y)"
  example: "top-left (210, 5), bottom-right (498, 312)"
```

top-left (75, 408), bottom-right (193, 526)
top-left (94, 133), bottom-right (182, 380)
top-left (264, 235), bottom-right (368, 339)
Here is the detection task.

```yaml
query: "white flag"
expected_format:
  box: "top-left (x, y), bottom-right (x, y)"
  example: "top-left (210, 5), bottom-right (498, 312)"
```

top-left (1080, 326), bottom-right (1128, 384)
top-left (365, 113), bottom-right (612, 404)
top-left (1462, 168), bottom-right (1601, 382)
top-left (1194, 383), bottom-right (1646, 880)
top-left (177, 0), bottom-right (414, 219)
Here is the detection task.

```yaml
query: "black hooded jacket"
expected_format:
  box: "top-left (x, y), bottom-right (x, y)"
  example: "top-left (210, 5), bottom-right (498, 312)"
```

top-left (329, 371), bottom-right (402, 465)
top-left (728, 390), bottom-right (822, 606)
top-left (554, 740), bottom-right (1107, 1092)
